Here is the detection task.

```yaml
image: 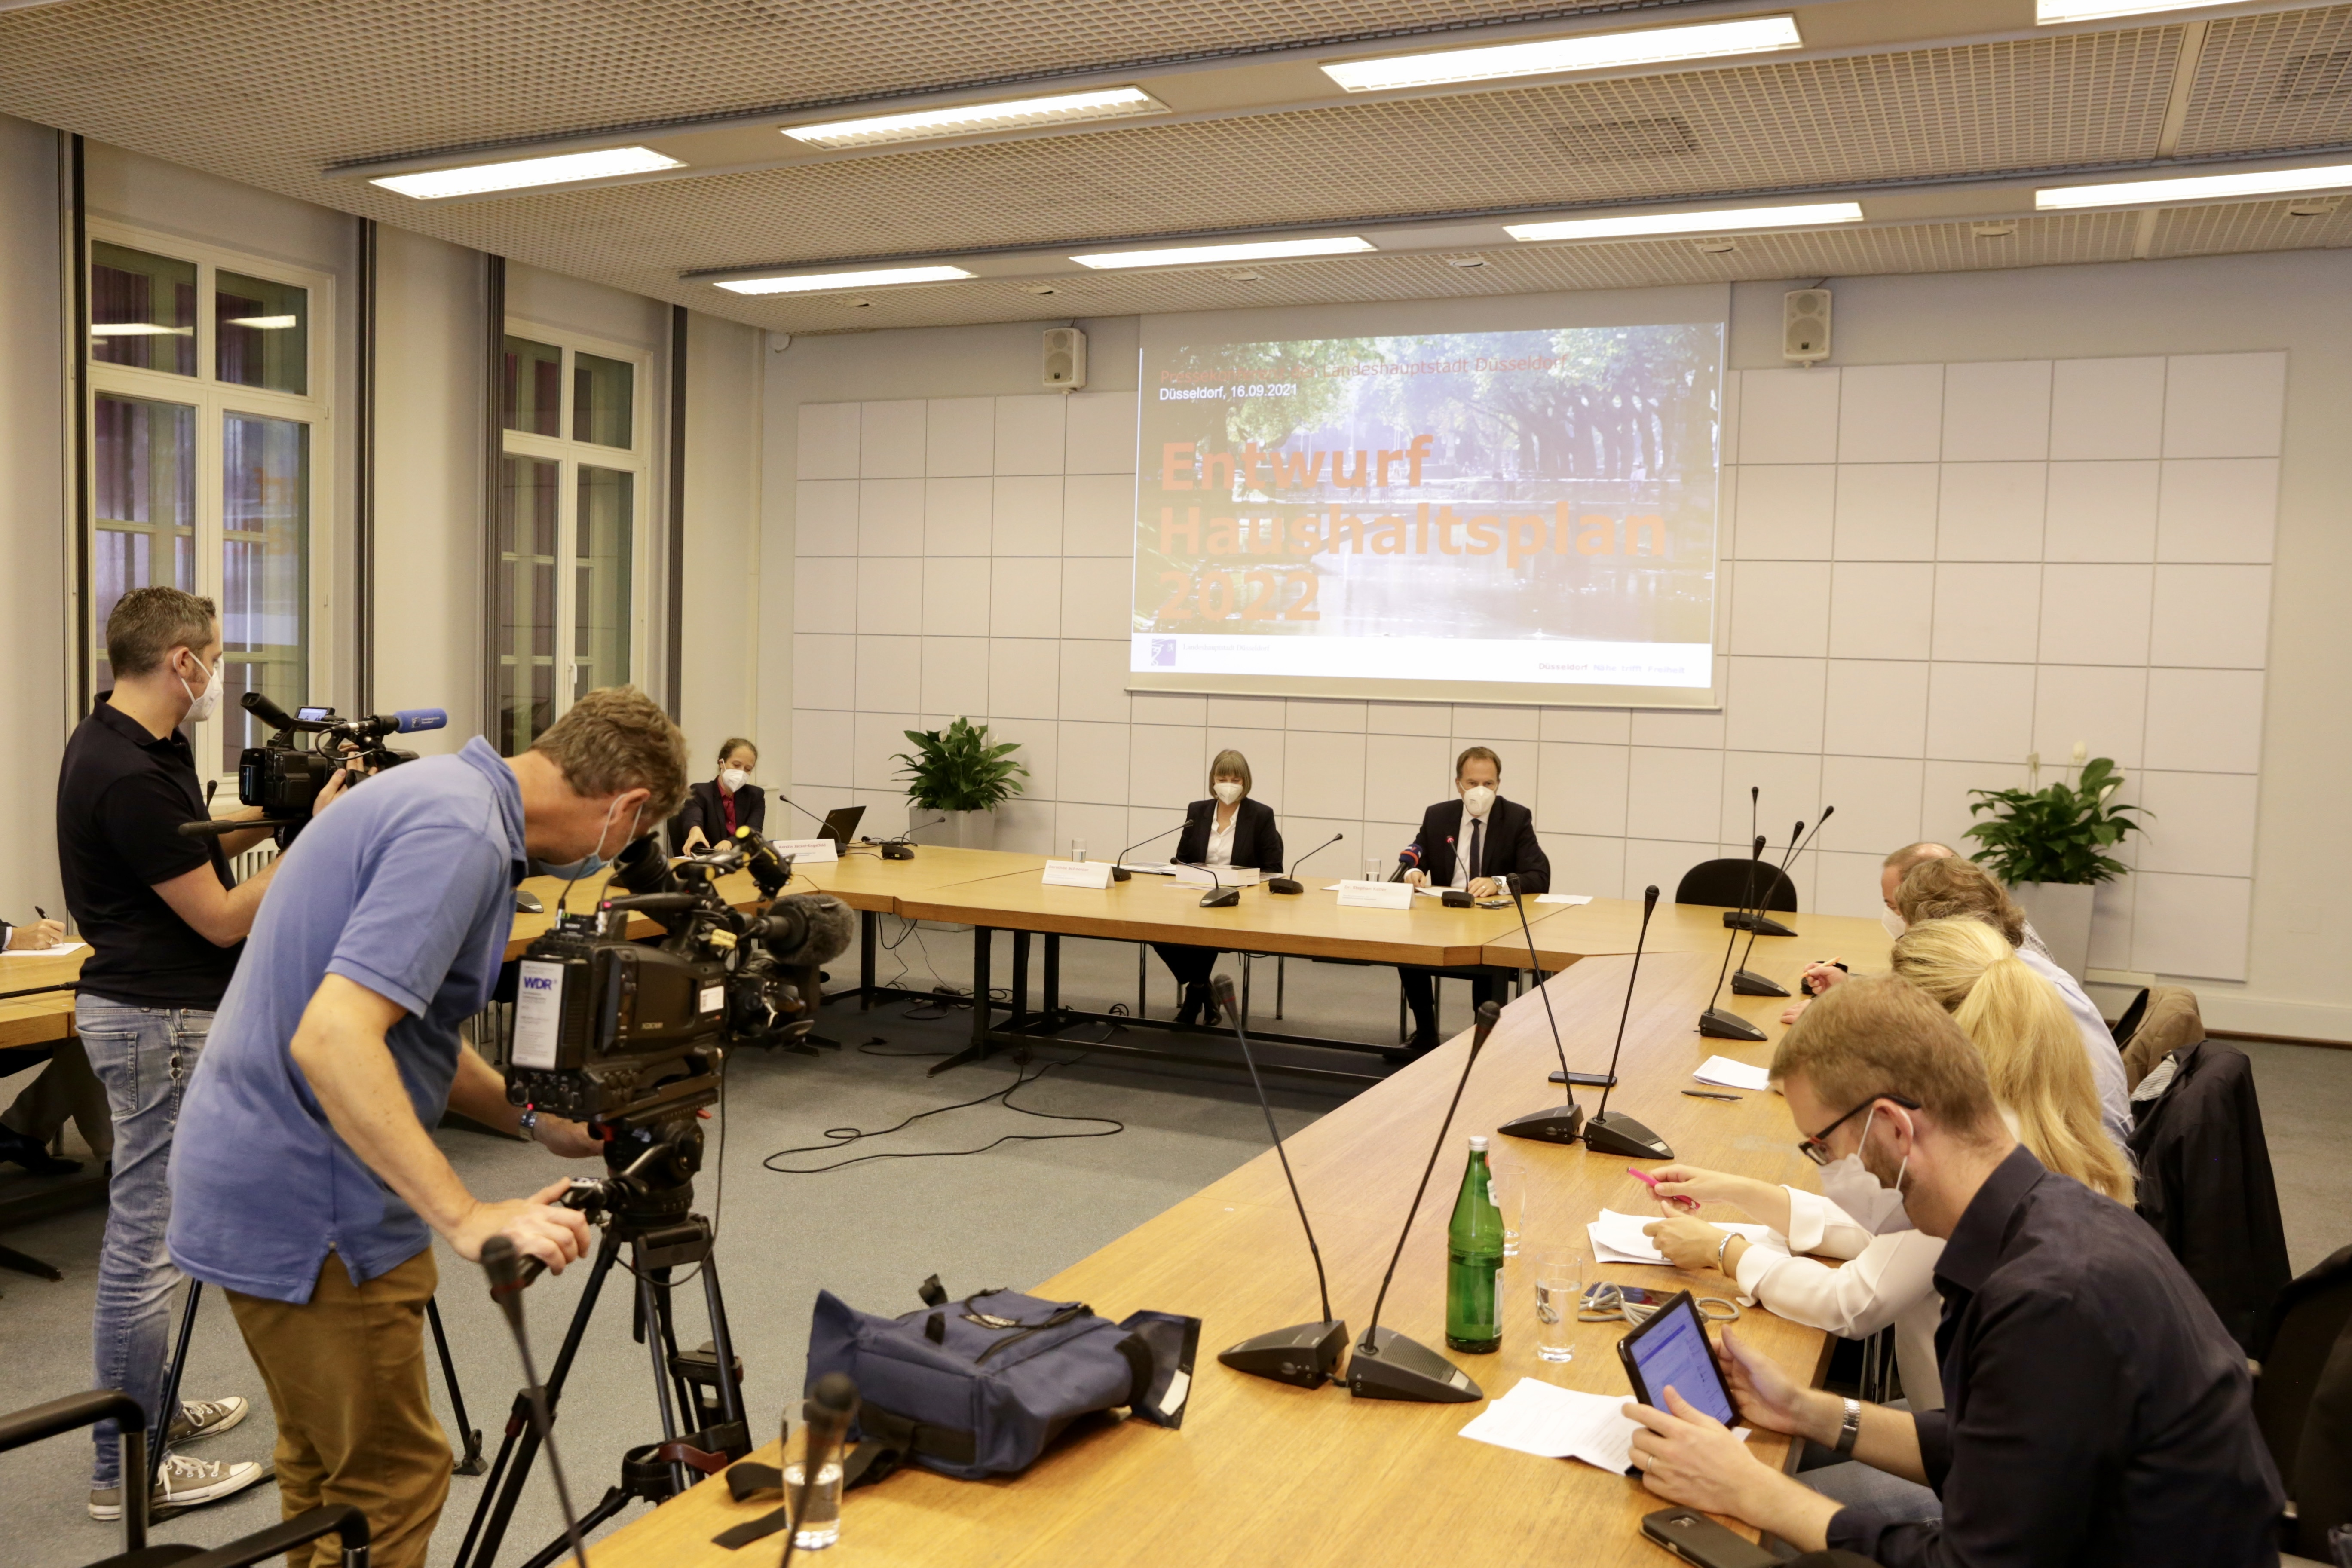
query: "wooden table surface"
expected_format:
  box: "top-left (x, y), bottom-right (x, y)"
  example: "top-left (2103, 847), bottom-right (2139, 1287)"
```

top-left (1480, 896), bottom-right (1891, 968)
top-left (794, 845), bottom-right (1049, 912)
top-left (589, 934), bottom-right (1854, 1568)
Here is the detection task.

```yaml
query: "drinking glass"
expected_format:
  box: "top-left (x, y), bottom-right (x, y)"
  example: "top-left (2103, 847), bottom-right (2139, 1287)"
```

top-left (1365, 857), bottom-right (1387, 884)
top-left (1534, 1250), bottom-right (1584, 1363)
top-left (782, 1455), bottom-right (843, 1550)
top-left (1069, 838), bottom-right (1087, 863)
top-left (1488, 1151), bottom-right (1526, 1258)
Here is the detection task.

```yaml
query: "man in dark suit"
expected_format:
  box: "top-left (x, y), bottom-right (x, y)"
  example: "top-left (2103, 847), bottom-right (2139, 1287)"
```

top-left (1396, 746), bottom-right (1549, 1052)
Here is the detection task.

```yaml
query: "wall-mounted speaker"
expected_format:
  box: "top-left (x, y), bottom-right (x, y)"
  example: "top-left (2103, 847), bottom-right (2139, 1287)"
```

top-left (1783, 289), bottom-right (1831, 364)
top-left (1043, 326), bottom-right (1087, 389)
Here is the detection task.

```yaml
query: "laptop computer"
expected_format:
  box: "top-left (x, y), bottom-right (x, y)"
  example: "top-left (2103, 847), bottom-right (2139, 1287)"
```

top-left (817, 805), bottom-right (865, 848)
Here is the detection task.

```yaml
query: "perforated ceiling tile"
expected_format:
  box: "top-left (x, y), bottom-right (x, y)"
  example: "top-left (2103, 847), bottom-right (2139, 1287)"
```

top-left (2148, 193), bottom-right (2352, 254)
top-left (2174, 3), bottom-right (2352, 156)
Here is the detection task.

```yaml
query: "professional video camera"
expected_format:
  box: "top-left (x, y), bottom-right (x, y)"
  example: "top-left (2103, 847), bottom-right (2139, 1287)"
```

top-left (504, 827), bottom-right (854, 1131)
top-left (236, 690), bottom-right (446, 817)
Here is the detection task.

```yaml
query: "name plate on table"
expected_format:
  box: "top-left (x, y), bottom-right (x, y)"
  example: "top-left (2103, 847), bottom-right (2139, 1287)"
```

top-left (1041, 858), bottom-right (1116, 889)
top-left (1336, 879), bottom-right (1415, 910)
top-left (1171, 864), bottom-right (1263, 888)
top-left (766, 837), bottom-right (839, 864)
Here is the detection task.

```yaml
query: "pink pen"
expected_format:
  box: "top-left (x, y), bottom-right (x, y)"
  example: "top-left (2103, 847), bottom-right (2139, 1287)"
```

top-left (1628, 1167), bottom-right (1700, 1212)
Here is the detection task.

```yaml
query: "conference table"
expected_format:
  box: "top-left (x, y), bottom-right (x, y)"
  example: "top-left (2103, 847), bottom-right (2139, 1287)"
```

top-left (590, 913), bottom-right (1893, 1568)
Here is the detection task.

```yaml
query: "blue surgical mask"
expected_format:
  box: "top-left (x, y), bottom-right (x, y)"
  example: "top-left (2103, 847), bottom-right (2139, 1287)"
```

top-left (533, 797), bottom-right (639, 882)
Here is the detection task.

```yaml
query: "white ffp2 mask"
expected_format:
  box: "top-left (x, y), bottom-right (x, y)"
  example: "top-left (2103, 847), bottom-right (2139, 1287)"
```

top-left (1816, 1106), bottom-right (1913, 1235)
top-left (1880, 906), bottom-right (1908, 940)
top-left (1461, 784), bottom-right (1496, 818)
top-left (179, 653), bottom-right (223, 724)
top-left (720, 767), bottom-right (750, 793)
top-left (1212, 781), bottom-right (1243, 805)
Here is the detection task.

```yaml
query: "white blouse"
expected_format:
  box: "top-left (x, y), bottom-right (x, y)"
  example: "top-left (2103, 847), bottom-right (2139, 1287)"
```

top-left (1205, 808), bottom-right (1237, 866)
top-left (1731, 1187), bottom-right (1948, 1412)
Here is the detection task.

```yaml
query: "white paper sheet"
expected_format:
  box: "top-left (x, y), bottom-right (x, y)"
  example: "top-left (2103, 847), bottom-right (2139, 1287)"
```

top-left (1534, 894), bottom-right (1595, 906)
top-left (1587, 1207), bottom-right (1773, 1266)
top-left (0, 941), bottom-right (85, 959)
top-left (1692, 1055), bottom-right (1773, 1091)
top-left (1458, 1378), bottom-right (1643, 1472)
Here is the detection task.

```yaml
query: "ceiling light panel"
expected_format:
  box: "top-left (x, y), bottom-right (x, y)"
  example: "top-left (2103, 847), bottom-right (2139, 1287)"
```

top-left (371, 146), bottom-right (682, 199)
top-left (1071, 236), bottom-right (1374, 270)
top-left (1507, 201), bottom-right (1865, 240)
top-left (713, 264), bottom-right (975, 295)
top-left (225, 315), bottom-right (299, 328)
top-left (784, 87), bottom-right (1163, 150)
top-left (2036, 0), bottom-right (2214, 22)
top-left (1323, 15), bottom-right (1802, 93)
top-left (2037, 162), bottom-right (2352, 208)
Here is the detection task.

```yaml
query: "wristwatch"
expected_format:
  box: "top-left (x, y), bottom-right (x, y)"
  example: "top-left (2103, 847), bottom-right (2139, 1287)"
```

top-left (518, 1108), bottom-right (541, 1145)
top-left (1834, 1396), bottom-right (1862, 1456)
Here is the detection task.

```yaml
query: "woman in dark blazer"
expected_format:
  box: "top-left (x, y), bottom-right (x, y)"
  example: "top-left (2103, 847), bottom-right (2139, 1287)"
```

top-left (671, 737), bottom-right (766, 853)
top-left (1155, 749), bottom-right (1284, 1026)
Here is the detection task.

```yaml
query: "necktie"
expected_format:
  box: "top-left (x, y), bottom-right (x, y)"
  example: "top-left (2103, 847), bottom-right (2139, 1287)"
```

top-left (1466, 817), bottom-right (1483, 883)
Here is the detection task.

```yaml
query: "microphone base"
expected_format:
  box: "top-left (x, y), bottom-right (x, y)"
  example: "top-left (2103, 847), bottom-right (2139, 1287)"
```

top-left (1344, 1326), bottom-right (1482, 1403)
top-left (1730, 969), bottom-right (1789, 998)
top-left (1439, 889), bottom-right (1475, 908)
top-left (1699, 1007), bottom-right (1770, 1042)
top-left (1199, 886), bottom-right (1242, 909)
top-left (879, 843), bottom-right (915, 861)
top-left (1216, 1319), bottom-right (1348, 1390)
top-left (1110, 866), bottom-right (1132, 882)
top-left (1266, 876), bottom-right (1303, 896)
top-left (1582, 1110), bottom-right (1674, 1161)
top-left (1722, 911), bottom-right (1796, 937)
top-left (1496, 1102), bottom-right (1586, 1145)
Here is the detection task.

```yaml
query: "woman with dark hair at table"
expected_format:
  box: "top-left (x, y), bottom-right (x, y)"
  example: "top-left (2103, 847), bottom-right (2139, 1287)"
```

top-left (1155, 749), bottom-right (1283, 1026)
top-left (671, 737), bottom-right (766, 853)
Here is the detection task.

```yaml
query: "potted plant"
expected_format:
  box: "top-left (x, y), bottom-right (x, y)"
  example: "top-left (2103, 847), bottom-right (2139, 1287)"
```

top-left (1963, 756), bottom-right (2147, 982)
top-left (892, 717), bottom-right (1028, 851)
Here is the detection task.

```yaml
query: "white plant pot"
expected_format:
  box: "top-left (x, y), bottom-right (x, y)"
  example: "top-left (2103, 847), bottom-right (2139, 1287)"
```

top-left (2009, 880), bottom-right (2098, 983)
top-left (943, 808), bottom-right (995, 852)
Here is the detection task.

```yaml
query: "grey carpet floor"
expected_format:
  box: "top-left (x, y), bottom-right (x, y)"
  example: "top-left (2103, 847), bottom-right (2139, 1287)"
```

top-left (0, 926), bottom-right (2345, 1568)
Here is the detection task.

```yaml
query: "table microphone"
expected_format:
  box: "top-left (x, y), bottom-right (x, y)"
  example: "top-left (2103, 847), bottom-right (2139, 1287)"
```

top-left (1582, 886), bottom-right (1675, 1161)
top-left (1111, 822), bottom-right (1185, 882)
top-left (779, 1372), bottom-right (859, 1568)
top-left (1496, 873), bottom-right (1586, 1146)
top-left (481, 1235), bottom-right (588, 1568)
top-left (1346, 1000), bottom-right (1501, 1404)
top-left (1701, 836), bottom-right (1777, 1042)
top-left (1268, 832), bottom-right (1342, 896)
top-left (1731, 806), bottom-right (1832, 996)
top-left (1210, 975), bottom-right (1347, 1388)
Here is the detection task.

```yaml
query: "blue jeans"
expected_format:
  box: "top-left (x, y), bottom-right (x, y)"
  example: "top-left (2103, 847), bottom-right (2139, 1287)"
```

top-left (78, 996), bottom-right (213, 1491)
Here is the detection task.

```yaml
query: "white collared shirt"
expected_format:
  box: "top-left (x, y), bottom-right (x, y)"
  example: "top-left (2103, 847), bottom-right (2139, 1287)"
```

top-left (1449, 802), bottom-right (1494, 889)
top-left (1205, 808), bottom-right (1236, 867)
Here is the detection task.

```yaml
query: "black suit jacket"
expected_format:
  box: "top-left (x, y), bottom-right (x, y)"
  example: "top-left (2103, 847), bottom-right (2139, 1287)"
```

top-left (670, 778), bottom-right (766, 850)
top-left (1406, 797), bottom-right (1548, 894)
top-left (1172, 796), bottom-right (1283, 872)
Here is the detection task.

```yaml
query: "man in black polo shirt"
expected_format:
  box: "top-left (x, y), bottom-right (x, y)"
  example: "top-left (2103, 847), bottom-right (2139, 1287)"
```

top-left (1620, 976), bottom-right (2282, 1567)
top-left (58, 586), bottom-right (348, 1520)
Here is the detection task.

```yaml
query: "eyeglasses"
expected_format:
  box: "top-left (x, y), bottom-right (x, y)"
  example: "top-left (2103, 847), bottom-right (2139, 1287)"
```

top-left (1796, 1093), bottom-right (1920, 1166)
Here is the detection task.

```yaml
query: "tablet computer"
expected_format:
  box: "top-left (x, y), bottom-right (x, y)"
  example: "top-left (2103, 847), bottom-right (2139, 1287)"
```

top-left (1616, 1289), bottom-right (1738, 1429)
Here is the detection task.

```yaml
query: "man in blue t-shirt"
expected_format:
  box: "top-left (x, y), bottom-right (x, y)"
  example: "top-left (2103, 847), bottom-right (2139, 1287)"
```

top-left (169, 686), bottom-right (689, 1568)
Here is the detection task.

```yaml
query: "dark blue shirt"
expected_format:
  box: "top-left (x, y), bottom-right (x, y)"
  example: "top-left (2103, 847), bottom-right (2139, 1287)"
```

top-left (1829, 1145), bottom-right (2282, 1568)
top-left (168, 738), bottom-right (527, 1303)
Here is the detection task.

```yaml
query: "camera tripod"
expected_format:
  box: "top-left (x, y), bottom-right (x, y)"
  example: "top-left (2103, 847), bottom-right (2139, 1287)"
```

top-left (451, 1118), bottom-right (749, 1568)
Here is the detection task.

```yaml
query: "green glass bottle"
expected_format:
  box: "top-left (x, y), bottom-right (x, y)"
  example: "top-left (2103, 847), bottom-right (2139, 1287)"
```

top-left (1446, 1134), bottom-right (1505, 1353)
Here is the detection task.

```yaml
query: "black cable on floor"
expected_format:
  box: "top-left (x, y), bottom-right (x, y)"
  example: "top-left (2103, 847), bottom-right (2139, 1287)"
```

top-left (760, 1043), bottom-right (1125, 1176)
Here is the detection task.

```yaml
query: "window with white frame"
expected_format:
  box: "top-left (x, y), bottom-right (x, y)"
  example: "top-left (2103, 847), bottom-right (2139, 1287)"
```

top-left (495, 325), bottom-right (651, 753)
top-left (85, 230), bottom-right (333, 779)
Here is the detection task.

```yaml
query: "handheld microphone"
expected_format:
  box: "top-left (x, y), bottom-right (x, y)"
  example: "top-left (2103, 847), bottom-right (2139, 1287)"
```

top-left (1731, 806), bottom-right (1832, 996)
top-left (1497, 873), bottom-right (1587, 1146)
top-left (1112, 821), bottom-right (1186, 883)
top-left (1700, 835), bottom-right (1776, 1041)
top-left (480, 1236), bottom-right (588, 1568)
top-left (1211, 975), bottom-right (1347, 1387)
top-left (1390, 844), bottom-right (1421, 884)
top-left (1268, 832), bottom-right (1342, 896)
top-left (1346, 1001), bottom-right (1501, 1404)
top-left (779, 1372), bottom-right (859, 1568)
top-left (1583, 887), bottom-right (1675, 1161)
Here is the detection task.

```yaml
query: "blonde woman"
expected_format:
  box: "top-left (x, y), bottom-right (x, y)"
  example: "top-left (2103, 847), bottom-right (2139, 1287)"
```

top-left (1157, 750), bottom-right (1282, 1026)
top-left (1643, 924), bottom-right (2134, 1418)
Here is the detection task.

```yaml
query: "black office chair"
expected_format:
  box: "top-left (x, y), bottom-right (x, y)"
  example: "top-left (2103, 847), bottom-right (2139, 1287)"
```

top-left (1674, 858), bottom-right (1798, 911)
top-left (0, 1389), bottom-right (369, 1567)
top-left (2252, 1244), bottom-right (2352, 1559)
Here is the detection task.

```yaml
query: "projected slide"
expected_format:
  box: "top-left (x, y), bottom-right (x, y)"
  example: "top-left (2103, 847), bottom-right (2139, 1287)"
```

top-left (1129, 311), bottom-right (1723, 706)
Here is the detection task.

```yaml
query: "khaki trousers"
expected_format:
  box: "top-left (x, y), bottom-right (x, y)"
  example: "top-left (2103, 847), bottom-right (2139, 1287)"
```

top-left (227, 1249), bottom-right (451, 1568)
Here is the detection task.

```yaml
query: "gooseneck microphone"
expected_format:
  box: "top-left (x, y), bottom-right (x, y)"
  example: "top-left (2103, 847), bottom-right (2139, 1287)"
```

top-left (1732, 805), bottom-right (1834, 997)
top-left (1497, 873), bottom-right (1587, 1146)
top-left (1347, 1001), bottom-right (1501, 1404)
top-left (1701, 835), bottom-right (1777, 1042)
top-left (1582, 886), bottom-right (1675, 1161)
top-left (1211, 975), bottom-right (1347, 1388)
top-left (1268, 832), bottom-right (1343, 896)
top-left (1111, 821), bottom-right (1186, 883)
top-left (779, 1372), bottom-right (859, 1568)
top-left (481, 1235), bottom-right (588, 1568)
